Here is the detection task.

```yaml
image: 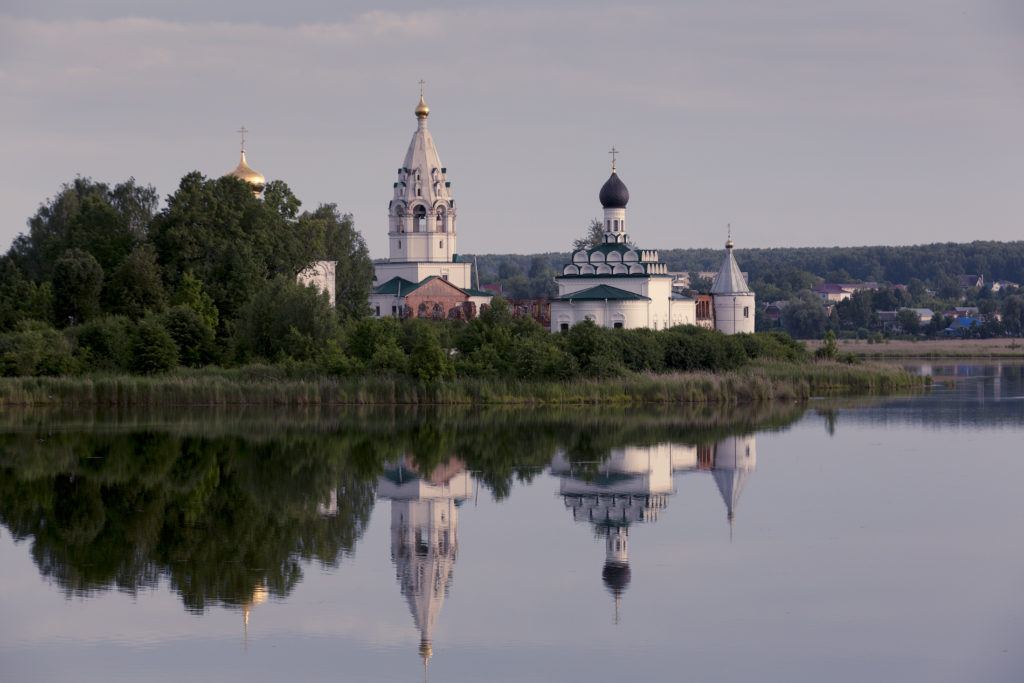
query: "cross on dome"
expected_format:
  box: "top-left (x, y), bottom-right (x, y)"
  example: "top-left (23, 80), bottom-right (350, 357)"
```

top-left (609, 146), bottom-right (619, 172)
top-left (237, 125), bottom-right (248, 152)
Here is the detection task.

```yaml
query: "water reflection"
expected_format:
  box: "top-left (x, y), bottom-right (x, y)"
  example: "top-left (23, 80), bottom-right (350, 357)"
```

top-left (551, 435), bottom-right (757, 621)
top-left (377, 457), bottom-right (472, 673)
top-left (0, 402), bottom-right (804, 621)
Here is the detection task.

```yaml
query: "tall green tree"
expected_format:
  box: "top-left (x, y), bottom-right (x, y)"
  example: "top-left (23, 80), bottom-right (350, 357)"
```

top-left (104, 244), bottom-right (166, 319)
top-left (10, 178), bottom-right (157, 280)
top-left (299, 204), bottom-right (373, 321)
top-left (52, 249), bottom-right (104, 326)
top-left (149, 173), bottom-right (315, 325)
top-left (781, 290), bottom-right (829, 339)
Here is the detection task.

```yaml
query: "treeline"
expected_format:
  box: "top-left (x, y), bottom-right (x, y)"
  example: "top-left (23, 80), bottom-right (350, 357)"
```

top-left (0, 288), bottom-right (812, 380)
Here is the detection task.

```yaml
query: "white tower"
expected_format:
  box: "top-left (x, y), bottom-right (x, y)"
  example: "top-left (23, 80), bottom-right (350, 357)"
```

top-left (711, 231), bottom-right (756, 334)
top-left (374, 86), bottom-right (472, 289)
top-left (599, 148), bottom-right (630, 244)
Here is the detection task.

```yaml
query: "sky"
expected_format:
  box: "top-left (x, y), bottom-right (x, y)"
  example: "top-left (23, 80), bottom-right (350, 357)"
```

top-left (1, 0), bottom-right (1022, 260)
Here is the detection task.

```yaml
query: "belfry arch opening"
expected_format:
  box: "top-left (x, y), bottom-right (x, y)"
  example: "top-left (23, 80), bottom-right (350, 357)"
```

top-left (413, 205), bottom-right (426, 233)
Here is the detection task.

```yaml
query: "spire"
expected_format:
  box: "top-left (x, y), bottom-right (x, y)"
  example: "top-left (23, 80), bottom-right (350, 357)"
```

top-left (710, 226), bottom-right (749, 294)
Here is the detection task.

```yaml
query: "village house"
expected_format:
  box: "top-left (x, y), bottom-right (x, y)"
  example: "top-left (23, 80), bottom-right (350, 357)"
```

top-left (811, 282), bottom-right (879, 303)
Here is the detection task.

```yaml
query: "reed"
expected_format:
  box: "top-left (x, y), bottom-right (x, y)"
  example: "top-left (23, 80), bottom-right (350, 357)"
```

top-left (0, 360), bottom-right (925, 407)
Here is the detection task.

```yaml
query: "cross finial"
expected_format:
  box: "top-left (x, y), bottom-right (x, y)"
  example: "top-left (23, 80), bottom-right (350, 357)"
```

top-left (728, 223), bottom-right (732, 240)
top-left (609, 146), bottom-right (619, 171)
top-left (419, 79), bottom-right (425, 97)
top-left (237, 125), bottom-right (248, 153)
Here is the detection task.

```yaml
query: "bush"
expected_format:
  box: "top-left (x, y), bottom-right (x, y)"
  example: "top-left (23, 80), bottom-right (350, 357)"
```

top-left (0, 320), bottom-right (78, 376)
top-left (407, 323), bottom-right (453, 381)
top-left (236, 277), bottom-right (339, 362)
top-left (73, 314), bottom-right (134, 371)
top-left (130, 315), bottom-right (179, 374)
top-left (662, 325), bottom-right (747, 373)
top-left (162, 305), bottom-right (217, 367)
top-left (559, 319), bottom-right (622, 378)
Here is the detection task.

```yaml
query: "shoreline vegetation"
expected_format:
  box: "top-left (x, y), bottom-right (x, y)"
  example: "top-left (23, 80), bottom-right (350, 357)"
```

top-left (804, 338), bottom-right (1024, 359)
top-left (0, 360), bottom-right (926, 407)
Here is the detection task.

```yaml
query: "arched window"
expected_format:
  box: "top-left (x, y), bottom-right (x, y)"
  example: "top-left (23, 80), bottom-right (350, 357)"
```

top-left (436, 209), bottom-right (446, 232)
top-left (413, 205), bottom-right (426, 232)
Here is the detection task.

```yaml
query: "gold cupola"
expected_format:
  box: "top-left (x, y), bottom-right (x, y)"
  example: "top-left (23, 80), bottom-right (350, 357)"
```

top-left (225, 126), bottom-right (266, 195)
top-left (415, 80), bottom-right (430, 119)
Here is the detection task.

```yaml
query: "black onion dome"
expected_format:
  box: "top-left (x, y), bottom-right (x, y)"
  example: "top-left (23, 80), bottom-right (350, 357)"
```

top-left (602, 561), bottom-right (631, 596)
top-left (599, 171), bottom-right (629, 209)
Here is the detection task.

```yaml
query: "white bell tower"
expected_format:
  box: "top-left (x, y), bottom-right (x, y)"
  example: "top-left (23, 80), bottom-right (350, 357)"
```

top-left (375, 84), bottom-right (472, 289)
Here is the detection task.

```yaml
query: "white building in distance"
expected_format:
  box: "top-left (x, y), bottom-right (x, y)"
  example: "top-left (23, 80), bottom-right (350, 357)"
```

top-left (550, 160), bottom-right (754, 333)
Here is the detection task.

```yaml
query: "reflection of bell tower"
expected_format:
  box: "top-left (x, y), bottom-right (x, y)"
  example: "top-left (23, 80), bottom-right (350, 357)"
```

top-left (377, 456), bottom-right (473, 674)
top-left (602, 526), bottom-right (631, 623)
top-left (550, 443), bottom-right (696, 622)
top-left (711, 435), bottom-right (757, 538)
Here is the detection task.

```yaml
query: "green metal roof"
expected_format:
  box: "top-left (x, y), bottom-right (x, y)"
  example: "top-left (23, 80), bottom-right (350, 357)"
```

top-left (372, 277), bottom-right (422, 295)
top-left (550, 284), bottom-right (651, 302)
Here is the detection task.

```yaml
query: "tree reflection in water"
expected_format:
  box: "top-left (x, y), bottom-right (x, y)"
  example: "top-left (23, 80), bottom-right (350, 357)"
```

top-left (0, 401), bottom-right (810, 615)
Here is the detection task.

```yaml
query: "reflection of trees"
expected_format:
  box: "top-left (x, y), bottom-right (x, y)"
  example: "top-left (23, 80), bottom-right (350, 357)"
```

top-left (0, 430), bottom-right (377, 611)
top-left (0, 400), bottom-right (814, 612)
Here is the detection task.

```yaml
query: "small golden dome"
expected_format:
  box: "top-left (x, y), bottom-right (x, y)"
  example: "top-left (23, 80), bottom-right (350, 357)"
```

top-left (725, 237), bottom-right (734, 249)
top-left (227, 150), bottom-right (266, 195)
top-left (415, 93), bottom-right (430, 119)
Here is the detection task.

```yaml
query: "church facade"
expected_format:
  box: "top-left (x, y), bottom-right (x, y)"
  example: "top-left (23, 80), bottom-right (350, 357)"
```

top-left (370, 91), bottom-right (491, 319)
top-left (551, 163), bottom-right (754, 334)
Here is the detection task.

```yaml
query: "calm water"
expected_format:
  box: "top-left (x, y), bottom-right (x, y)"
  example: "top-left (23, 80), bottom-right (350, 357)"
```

top-left (1, 364), bottom-right (1022, 683)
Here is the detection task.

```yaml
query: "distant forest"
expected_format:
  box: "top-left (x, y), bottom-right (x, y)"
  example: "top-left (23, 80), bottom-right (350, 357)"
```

top-left (465, 241), bottom-right (1024, 300)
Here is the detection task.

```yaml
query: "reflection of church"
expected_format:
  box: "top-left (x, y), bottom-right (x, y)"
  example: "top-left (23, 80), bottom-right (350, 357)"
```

top-left (376, 457), bottom-right (473, 673)
top-left (550, 435), bottom-right (756, 619)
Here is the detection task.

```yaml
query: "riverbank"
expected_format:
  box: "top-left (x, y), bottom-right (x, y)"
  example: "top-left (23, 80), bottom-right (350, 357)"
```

top-left (804, 338), bottom-right (1024, 359)
top-left (0, 360), bottom-right (926, 407)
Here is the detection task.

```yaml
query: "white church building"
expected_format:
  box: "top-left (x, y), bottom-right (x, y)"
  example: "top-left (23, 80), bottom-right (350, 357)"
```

top-left (550, 159), bottom-right (755, 334)
top-left (370, 91), bottom-right (491, 319)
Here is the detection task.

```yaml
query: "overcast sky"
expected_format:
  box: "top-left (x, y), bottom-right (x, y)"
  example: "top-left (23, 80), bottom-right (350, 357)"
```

top-left (2, 1), bottom-right (1021, 259)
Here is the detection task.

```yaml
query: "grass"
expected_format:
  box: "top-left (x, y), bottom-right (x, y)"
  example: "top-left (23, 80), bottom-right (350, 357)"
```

top-left (0, 360), bottom-right (927, 407)
top-left (804, 337), bottom-right (1024, 358)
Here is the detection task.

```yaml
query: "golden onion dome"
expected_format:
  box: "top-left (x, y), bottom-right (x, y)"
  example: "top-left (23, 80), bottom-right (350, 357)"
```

top-left (227, 150), bottom-right (266, 195)
top-left (725, 237), bottom-right (734, 250)
top-left (415, 93), bottom-right (430, 119)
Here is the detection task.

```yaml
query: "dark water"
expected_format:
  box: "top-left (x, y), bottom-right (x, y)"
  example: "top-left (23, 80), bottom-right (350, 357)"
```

top-left (1, 363), bottom-right (1022, 682)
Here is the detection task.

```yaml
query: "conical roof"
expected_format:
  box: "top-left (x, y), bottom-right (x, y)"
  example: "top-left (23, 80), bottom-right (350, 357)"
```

top-left (710, 240), bottom-right (750, 294)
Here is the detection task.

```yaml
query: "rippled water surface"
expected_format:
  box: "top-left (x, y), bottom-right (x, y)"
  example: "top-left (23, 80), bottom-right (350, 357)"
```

top-left (1, 363), bottom-right (1022, 682)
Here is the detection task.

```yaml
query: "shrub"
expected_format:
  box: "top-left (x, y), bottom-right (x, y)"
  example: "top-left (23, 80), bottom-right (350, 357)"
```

top-left (73, 314), bottom-right (133, 371)
top-left (236, 277), bottom-right (339, 362)
top-left (130, 315), bottom-right (179, 374)
top-left (162, 305), bottom-right (217, 367)
top-left (0, 320), bottom-right (78, 376)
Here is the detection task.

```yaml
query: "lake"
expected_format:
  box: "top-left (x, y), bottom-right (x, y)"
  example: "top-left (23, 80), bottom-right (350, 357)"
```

top-left (1, 362), bottom-right (1022, 682)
